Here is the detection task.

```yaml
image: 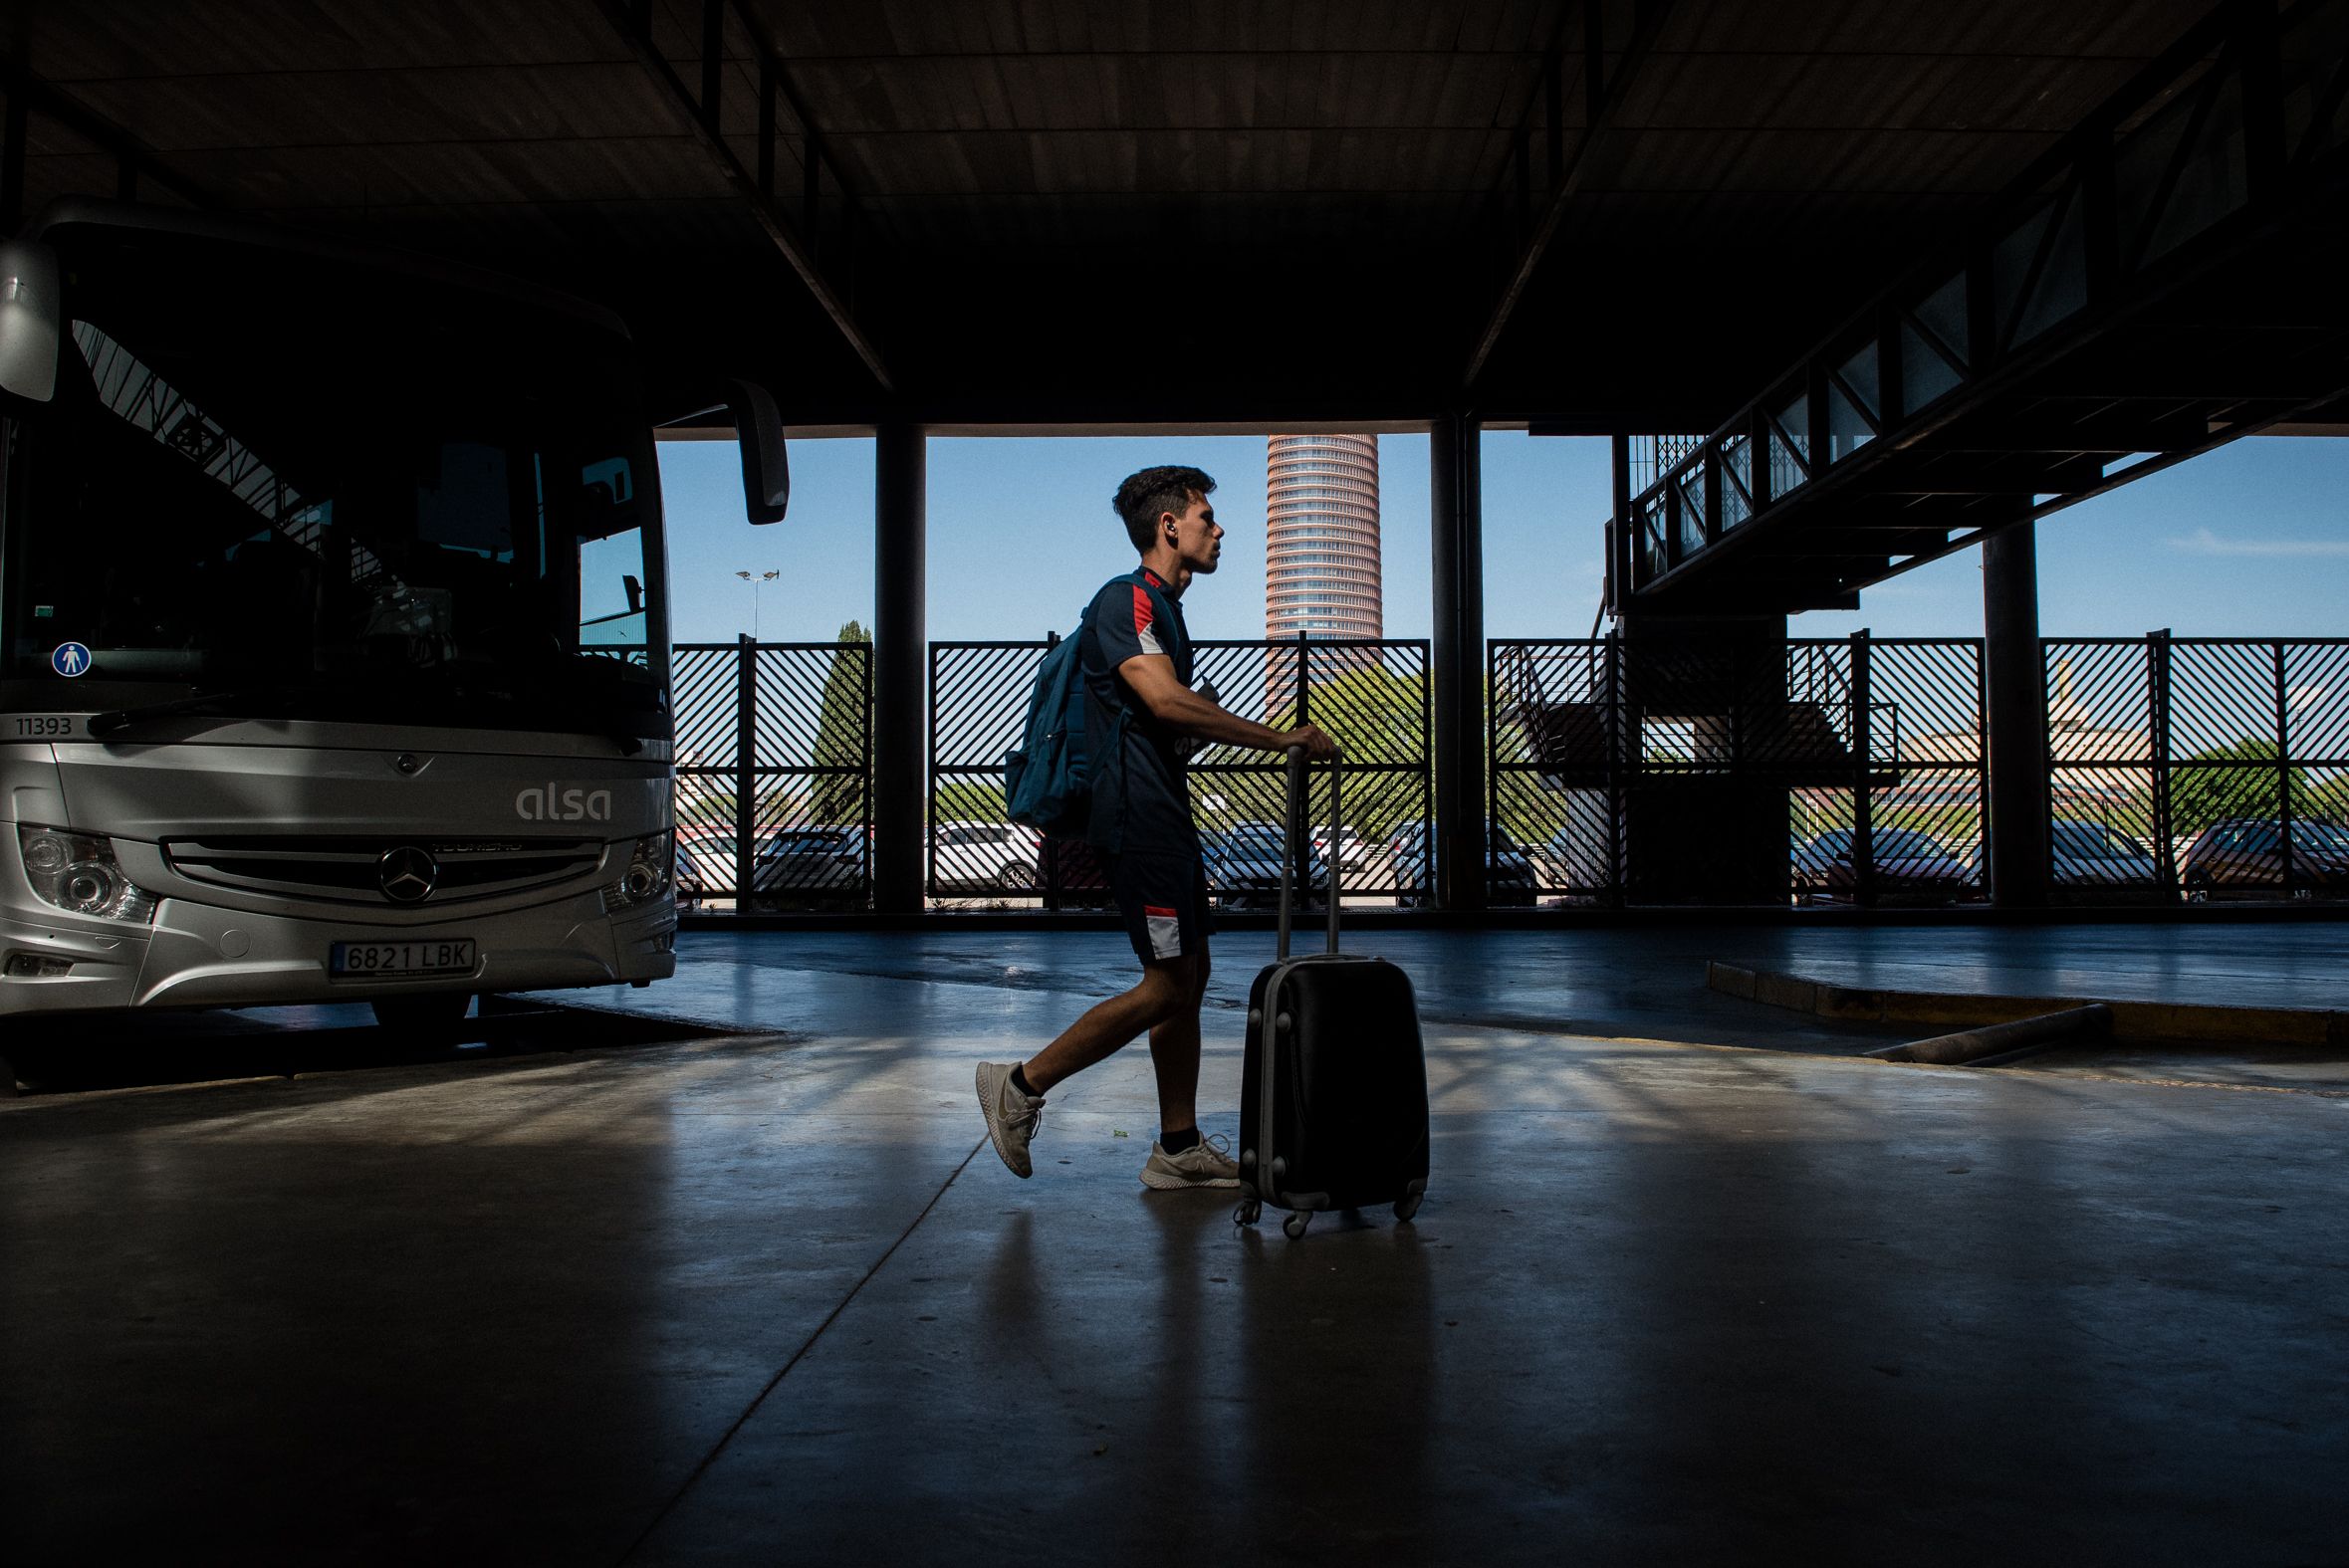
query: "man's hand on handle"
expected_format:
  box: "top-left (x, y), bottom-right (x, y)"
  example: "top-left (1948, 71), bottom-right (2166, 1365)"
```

top-left (1287, 724), bottom-right (1338, 762)
top-left (1115, 652), bottom-right (1342, 760)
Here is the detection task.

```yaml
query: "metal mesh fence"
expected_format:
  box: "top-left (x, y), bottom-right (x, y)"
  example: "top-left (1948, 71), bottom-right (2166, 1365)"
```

top-left (928, 641), bottom-right (1067, 902)
top-left (2045, 637), bottom-right (2349, 903)
top-left (671, 640), bottom-right (871, 909)
top-left (1491, 641), bottom-right (1620, 901)
top-left (1493, 636), bottom-right (1987, 905)
top-left (1194, 639), bottom-right (1432, 906)
top-left (652, 633), bottom-right (2346, 915)
top-left (1790, 639), bottom-right (1990, 907)
top-left (928, 637), bottom-right (1432, 907)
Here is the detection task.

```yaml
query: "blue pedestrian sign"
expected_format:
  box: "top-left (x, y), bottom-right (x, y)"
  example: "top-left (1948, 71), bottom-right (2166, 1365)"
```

top-left (51, 643), bottom-right (92, 678)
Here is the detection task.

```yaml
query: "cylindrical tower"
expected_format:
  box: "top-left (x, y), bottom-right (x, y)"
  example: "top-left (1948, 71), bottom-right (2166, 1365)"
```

top-left (1265, 433), bottom-right (1383, 642)
top-left (1262, 433), bottom-right (1382, 723)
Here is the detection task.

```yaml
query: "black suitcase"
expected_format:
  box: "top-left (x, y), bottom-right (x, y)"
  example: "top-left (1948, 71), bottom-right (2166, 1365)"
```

top-left (1236, 748), bottom-right (1430, 1238)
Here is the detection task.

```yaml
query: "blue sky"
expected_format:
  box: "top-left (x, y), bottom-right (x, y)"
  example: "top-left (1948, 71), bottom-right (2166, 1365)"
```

top-left (659, 431), bottom-right (2349, 646)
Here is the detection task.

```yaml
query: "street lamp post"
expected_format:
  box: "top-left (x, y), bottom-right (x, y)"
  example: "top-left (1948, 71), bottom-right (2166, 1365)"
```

top-left (736, 568), bottom-right (780, 639)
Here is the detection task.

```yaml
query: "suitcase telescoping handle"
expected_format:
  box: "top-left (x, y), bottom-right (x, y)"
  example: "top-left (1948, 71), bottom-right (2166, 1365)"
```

top-left (1276, 744), bottom-right (1342, 962)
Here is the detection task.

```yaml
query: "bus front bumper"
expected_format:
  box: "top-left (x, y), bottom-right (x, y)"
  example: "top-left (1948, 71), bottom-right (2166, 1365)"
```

top-left (0, 893), bottom-right (676, 1014)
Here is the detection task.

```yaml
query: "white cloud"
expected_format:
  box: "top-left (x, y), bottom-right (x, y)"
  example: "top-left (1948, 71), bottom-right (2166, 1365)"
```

top-left (2169, 527), bottom-right (2349, 558)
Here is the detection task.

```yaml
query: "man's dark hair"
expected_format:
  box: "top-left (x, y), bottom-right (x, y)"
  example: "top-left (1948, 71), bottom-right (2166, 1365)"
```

top-left (1113, 465), bottom-right (1216, 553)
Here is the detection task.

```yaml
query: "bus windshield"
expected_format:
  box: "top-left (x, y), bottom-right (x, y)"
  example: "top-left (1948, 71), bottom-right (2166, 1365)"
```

top-left (1, 221), bottom-right (666, 740)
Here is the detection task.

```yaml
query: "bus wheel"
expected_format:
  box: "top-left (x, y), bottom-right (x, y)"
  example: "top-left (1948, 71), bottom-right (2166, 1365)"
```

top-left (371, 994), bottom-right (475, 1032)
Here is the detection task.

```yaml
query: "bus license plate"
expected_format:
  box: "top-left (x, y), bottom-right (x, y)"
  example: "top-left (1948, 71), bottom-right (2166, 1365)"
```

top-left (331, 939), bottom-right (477, 978)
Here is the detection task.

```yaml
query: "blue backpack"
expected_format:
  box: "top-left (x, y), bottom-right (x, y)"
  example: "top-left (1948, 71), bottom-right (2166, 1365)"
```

top-left (1004, 572), bottom-right (1148, 838)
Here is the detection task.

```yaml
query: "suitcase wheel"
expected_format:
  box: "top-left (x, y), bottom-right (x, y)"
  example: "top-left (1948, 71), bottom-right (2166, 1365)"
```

top-left (1394, 1193), bottom-right (1423, 1223)
top-left (1234, 1199), bottom-right (1262, 1228)
top-left (1283, 1211), bottom-right (1311, 1240)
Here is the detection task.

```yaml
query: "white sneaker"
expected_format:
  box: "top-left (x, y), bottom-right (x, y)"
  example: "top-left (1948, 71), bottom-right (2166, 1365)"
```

top-left (976, 1061), bottom-right (1046, 1178)
top-left (1140, 1132), bottom-right (1242, 1191)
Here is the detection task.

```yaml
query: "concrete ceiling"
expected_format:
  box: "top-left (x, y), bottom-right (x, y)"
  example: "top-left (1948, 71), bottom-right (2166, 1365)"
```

top-left (8, 0), bottom-right (2230, 426)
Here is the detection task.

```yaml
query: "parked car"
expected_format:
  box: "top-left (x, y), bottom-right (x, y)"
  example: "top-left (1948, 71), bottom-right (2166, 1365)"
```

top-left (1310, 825), bottom-right (1374, 875)
top-left (1205, 821), bottom-right (1325, 909)
top-left (2048, 817), bottom-right (2158, 888)
top-left (1388, 821), bottom-right (1535, 907)
top-left (674, 825), bottom-right (868, 908)
top-left (1789, 831), bottom-right (1836, 889)
top-left (1795, 826), bottom-right (1980, 904)
top-left (1487, 824), bottom-right (1537, 906)
top-left (759, 827), bottom-right (867, 896)
top-left (672, 826), bottom-right (740, 908)
top-left (931, 819), bottom-right (1045, 894)
top-left (1535, 824), bottom-right (1612, 891)
top-left (2180, 817), bottom-right (2349, 898)
top-left (1033, 836), bottom-right (1112, 903)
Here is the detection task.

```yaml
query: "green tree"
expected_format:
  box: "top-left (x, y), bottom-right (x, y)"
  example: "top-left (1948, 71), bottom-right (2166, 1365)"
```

top-left (935, 777), bottom-right (1011, 823)
top-left (1264, 662), bottom-right (1433, 839)
top-left (809, 620), bottom-right (871, 824)
top-left (2171, 738), bottom-right (2306, 834)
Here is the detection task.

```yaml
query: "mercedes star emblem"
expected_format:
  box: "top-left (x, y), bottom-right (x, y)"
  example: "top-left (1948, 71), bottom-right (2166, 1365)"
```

top-left (377, 845), bottom-right (439, 903)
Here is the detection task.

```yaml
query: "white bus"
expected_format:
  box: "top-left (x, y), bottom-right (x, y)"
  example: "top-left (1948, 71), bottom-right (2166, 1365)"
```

top-left (0, 200), bottom-right (786, 1029)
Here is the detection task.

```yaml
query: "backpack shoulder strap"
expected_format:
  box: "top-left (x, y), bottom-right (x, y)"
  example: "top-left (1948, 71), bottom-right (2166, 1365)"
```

top-left (1081, 571), bottom-right (1162, 736)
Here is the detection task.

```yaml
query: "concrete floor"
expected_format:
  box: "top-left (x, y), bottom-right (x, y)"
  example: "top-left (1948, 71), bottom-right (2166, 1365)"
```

top-left (5, 926), bottom-right (2348, 1563)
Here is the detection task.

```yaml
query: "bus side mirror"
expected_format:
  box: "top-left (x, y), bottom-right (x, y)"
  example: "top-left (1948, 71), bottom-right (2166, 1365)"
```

top-left (724, 378), bottom-right (790, 525)
top-left (0, 240), bottom-right (62, 404)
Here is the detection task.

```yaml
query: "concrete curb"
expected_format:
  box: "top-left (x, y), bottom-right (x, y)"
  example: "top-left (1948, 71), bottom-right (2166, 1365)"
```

top-left (1706, 960), bottom-right (2349, 1047)
top-left (1866, 1005), bottom-right (2114, 1065)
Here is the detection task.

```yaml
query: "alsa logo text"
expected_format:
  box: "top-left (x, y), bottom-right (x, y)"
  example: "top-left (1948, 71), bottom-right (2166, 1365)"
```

top-left (515, 784), bottom-right (613, 822)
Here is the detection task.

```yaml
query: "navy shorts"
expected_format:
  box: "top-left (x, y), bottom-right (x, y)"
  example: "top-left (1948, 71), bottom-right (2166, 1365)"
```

top-left (1108, 850), bottom-right (1215, 965)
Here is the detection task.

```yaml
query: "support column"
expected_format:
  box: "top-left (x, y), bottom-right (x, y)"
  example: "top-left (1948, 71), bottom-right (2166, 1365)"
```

top-left (1606, 431), bottom-right (1632, 616)
top-left (1615, 612), bottom-right (1787, 904)
top-left (1984, 520), bottom-right (2049, 907)
top-left (1430, 413), bottom-right (1486, 911)
top-left (872, 423), bottom-right (927, 914)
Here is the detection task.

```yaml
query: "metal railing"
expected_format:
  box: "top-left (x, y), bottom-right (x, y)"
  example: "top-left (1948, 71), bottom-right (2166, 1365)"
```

top-left (2044, 636), bottom-right (2349, 903)
top-left (1491, 636), bottom-right (1988, 905)
top-left (928, 635), bottom-right (1432, 907)
top-left (671, 638), bottom-right (872, 909)
top-left (653, 632), bottom-right (2349, 915)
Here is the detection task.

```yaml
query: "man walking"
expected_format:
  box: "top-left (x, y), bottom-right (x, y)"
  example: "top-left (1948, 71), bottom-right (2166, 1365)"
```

top-left (977, 465), bottom-right (1336, 1188)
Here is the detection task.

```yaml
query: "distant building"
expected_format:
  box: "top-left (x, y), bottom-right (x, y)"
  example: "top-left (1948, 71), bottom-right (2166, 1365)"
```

top-left (1264, 434), bottom-right (1382, 717)
top-left (1265, 434), bottom-right (1382, 640)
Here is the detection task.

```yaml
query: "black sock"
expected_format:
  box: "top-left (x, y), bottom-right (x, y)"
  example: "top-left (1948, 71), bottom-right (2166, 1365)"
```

top-left (1160, 1126), bottom-right (1201, 1154)
top-left (1009, 1064), bottom-right (1039, 1098)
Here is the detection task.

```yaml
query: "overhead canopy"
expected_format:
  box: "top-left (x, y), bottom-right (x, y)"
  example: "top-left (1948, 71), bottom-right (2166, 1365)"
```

top-left (8, 0), bottom-right (2231, 427)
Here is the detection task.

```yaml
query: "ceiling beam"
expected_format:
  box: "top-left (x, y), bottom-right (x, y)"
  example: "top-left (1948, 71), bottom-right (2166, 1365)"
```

top-left (1462, 0), bottom-right (1677, 392)
top-left (592, 0), bottom-right (891, 392)
top-left (1, 44), bottom-right (217, 220)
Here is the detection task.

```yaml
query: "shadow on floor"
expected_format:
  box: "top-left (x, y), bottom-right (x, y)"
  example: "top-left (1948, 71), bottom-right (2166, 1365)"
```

top-left (1, 995), bottom-right (738, 1096)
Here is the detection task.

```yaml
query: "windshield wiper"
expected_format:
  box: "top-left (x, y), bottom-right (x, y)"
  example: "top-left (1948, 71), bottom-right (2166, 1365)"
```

top-left (88, 688), bottom-right (279, 738)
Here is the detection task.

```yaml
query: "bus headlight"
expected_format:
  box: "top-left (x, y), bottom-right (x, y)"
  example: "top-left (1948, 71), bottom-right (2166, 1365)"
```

top-left (602, 830), bottom-right (673, 912)
top-left (19, 826), bottom-right (158, 924)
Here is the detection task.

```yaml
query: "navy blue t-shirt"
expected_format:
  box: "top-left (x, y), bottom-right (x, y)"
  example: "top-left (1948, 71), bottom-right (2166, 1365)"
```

top-left (1081, 566), bottom-right (1198, 856)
